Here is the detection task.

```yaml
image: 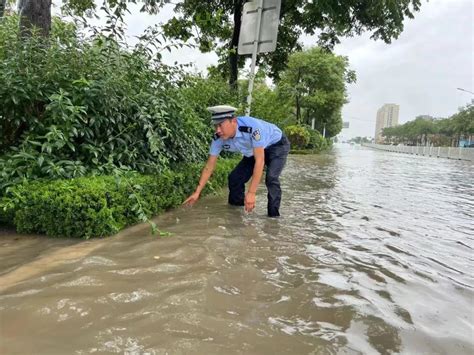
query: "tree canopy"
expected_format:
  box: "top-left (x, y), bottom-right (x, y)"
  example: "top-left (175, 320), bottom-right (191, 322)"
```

top-left (278, 47), bottom-right (356, 137)
top-left (160, 0), bottom-right (422, 86)
top-left (61, 0), bottom-right (422, 88)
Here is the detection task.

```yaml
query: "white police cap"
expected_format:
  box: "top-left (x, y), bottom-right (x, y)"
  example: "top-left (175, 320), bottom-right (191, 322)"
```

top-left (207, 105), bottom-right (237, 124)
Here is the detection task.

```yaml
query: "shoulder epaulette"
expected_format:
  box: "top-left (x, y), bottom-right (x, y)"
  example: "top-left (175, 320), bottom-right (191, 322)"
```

top-left (239, 126), bottom-right (252, 133)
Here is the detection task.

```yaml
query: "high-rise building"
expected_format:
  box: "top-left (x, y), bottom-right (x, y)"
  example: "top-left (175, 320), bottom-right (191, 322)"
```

top-left (375, 104), bottom-right (399, 143)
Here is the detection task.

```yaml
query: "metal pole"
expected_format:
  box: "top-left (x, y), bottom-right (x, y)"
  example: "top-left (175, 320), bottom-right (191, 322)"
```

top-left (245, 0), bottom-right (263, 116)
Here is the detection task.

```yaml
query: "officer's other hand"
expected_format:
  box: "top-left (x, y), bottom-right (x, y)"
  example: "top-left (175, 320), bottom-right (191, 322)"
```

top-left (245, 192), bottom-right (256, 213)
top-left (183, 192), bottom-right (200, 206)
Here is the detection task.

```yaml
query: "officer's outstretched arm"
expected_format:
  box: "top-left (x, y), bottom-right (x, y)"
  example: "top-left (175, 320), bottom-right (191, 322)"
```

top-left (183, 155), bottom-right (218, 206)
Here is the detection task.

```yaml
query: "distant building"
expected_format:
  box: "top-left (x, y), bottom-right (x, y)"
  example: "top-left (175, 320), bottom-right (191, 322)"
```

top-left (375, 104), bottom-right (399, 143)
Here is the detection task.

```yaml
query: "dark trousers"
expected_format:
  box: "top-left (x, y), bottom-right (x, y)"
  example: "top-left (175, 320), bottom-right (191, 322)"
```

top-left (228, 135), bottom-right (290, 217)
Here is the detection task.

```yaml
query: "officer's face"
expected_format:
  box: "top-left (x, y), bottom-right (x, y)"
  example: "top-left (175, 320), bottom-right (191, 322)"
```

top-left (214, 118), bottom-right (237, 139)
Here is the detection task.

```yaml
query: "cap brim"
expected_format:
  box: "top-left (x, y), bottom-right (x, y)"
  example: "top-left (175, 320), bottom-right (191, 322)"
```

top-left (211, 118), bottom-right (227, 125)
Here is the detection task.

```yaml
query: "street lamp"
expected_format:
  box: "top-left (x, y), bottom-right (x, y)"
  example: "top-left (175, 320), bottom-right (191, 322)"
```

top-left (457, 87), bottom-right (474, 95)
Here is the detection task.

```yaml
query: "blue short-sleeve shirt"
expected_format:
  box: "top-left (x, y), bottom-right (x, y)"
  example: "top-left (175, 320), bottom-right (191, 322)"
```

top-left (210, 116), bottom-right (282, 157)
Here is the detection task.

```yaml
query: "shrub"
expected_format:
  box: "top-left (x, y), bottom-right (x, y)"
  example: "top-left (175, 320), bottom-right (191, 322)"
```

top-left (284, 125), bottom-right (311, 149)
top-left (0, 15), bottom-right (213, 194)
top-left (0, 158), bottom-right (239, 238)
top-left (307, 129), bottom-right (326, 150)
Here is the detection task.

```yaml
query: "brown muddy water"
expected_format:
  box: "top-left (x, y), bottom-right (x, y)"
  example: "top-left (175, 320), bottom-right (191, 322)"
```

top-left (0, 145), bottom-right (473, 354)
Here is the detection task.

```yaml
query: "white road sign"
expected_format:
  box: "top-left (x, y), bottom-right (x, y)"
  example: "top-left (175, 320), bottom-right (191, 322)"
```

top-left (238, 0), bottom-right (281, 55)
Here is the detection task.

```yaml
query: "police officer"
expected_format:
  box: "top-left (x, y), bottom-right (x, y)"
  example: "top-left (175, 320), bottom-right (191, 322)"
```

top-left (183, 105), bottom-right (290, 217)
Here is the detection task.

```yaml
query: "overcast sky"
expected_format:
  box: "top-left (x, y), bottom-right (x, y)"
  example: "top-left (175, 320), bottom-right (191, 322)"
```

top-left (327, 0), bottom-right (474, 139)
top-left (54, 0), bottom-right (473, 139)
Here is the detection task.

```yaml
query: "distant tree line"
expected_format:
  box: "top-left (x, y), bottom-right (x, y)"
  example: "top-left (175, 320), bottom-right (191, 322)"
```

top-left (382, 105), bottom-right (474, 147)
top-left (348, 137), bottom-right (371, 144)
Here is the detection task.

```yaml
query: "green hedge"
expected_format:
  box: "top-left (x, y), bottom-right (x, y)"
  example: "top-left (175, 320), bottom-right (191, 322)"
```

top-left (285, 124), bottom-right (333, 153)
top-left (0, 158), bottom-right (238, 238)
top-left (285, 125), bottom-right (311, 149)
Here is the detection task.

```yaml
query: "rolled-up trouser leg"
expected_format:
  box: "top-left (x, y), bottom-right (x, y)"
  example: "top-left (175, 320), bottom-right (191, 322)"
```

top-left (228, 156), bottom-right (255, 206)
top-left (265, 142), bottom-right (290, 217)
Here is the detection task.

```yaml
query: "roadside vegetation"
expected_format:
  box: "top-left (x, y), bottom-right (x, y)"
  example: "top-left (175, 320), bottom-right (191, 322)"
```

top-left (0, 14), bottom-right (238, 236)
top-left (0, 0), bottom-right (424, 237)
top-left (382, 107), bottom-right (474, 146)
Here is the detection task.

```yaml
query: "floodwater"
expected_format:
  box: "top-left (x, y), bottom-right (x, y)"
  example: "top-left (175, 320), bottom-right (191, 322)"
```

top-left (1, 145), bottom-right (473, 354)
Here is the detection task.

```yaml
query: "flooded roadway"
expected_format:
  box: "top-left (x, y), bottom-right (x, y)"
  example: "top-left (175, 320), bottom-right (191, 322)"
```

top-left (1, 145), bottom-right (473, 354)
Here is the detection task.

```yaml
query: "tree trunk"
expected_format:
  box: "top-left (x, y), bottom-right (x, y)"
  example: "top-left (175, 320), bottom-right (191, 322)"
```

top-left (295, 95), bottom-right (300, 124)
top-left (0, 0), bottom-right (6, 18)
top-left (229, 0), bottom-right (244, 91)
top-left (18, 0), bottom-right (52, 38)
top-left (295, 68), bottom-right (302, 123)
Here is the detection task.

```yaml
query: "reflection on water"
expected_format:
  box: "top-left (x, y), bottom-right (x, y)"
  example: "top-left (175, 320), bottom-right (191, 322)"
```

top-left (1, 145), bottom-right (473, 354)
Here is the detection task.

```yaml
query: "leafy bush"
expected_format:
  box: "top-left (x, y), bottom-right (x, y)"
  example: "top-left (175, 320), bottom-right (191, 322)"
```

top-left (283, 124), bottom-right (333, 152)
top-left (0, 158), bottom-right (239, 238)
top-left (307, 129), bottom-right (326, 150)
top-left (0, 15), bottom-right (213, 194)
top-left (284, 125), bottom-right (311, 149)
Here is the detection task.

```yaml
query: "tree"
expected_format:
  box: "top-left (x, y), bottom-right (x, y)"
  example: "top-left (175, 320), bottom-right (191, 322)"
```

top-left (18, 0), bottom-right (52, 37)
top-left (246, 80), bottom-right (294, 128)
top-left (278, 47), bottom-right (355, 137)
top-left (452, 104), bottom-right (474, 137)
top-left (61, 0), bottom-right (422, 88)
top-left (160, 0), bottom-right (422, 88)
top-left (0, 0), bottom-right (6, 18)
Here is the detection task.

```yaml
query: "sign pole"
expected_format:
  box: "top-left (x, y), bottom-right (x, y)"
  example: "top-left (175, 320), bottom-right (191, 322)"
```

top-left (245, 0), bottom-right (263, 116)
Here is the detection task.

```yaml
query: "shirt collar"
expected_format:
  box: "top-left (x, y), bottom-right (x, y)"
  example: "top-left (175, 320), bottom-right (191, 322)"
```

top-left (234, 119), bottom-right (243, 139)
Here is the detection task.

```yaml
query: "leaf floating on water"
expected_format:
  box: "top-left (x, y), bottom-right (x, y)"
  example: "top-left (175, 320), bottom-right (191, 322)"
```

top-left (160, 231), bottom-right (173, 238)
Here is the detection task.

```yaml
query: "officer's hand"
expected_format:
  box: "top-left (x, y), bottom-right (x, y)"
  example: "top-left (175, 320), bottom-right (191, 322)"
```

top-left (183, 192), bottom-right (200, 207)
top-left (245, 192), bottom-right (256, 213)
